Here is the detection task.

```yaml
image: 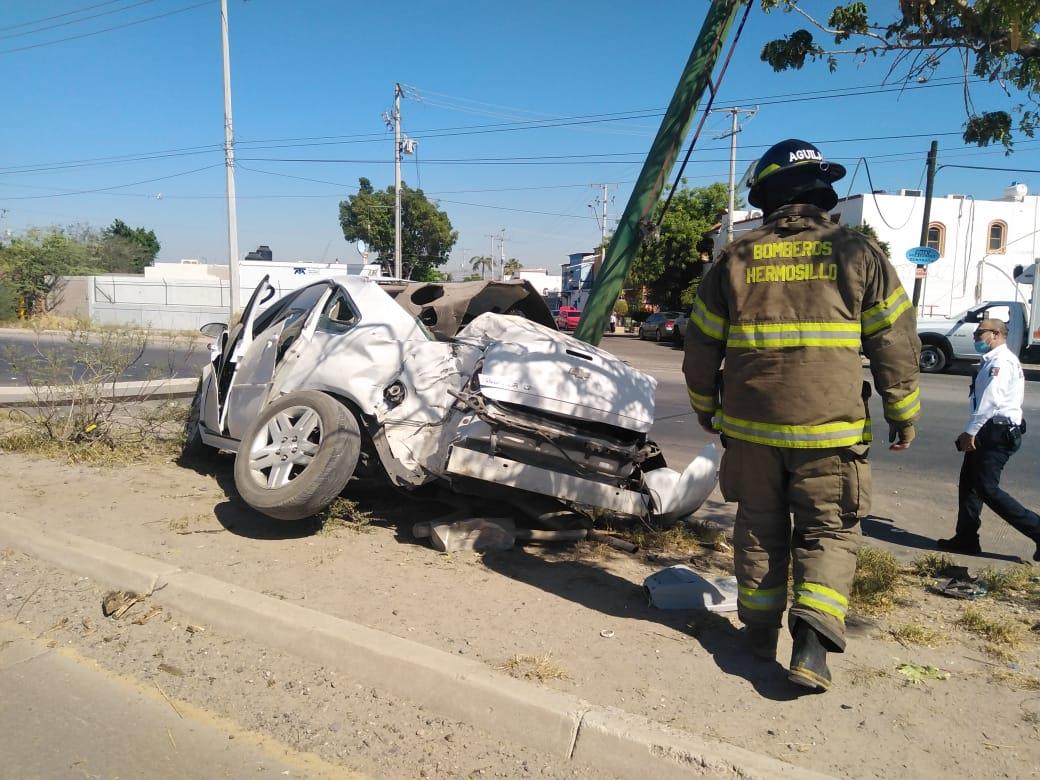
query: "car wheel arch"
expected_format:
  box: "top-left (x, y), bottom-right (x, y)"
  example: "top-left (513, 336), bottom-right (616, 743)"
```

top-left (918, 333), bottom-right (952, 373)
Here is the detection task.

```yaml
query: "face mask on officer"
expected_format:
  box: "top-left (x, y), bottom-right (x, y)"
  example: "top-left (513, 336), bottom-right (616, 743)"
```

top-left (973, 327), bottom-right (996, 354)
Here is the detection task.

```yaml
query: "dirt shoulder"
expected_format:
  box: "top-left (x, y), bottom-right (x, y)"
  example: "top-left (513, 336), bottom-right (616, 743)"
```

top-left (3, 451), bottom-right (1039, 778)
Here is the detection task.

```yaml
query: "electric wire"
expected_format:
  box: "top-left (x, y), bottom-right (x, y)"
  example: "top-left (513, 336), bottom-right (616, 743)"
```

top-left (0, 0), bottom-right (126, 32)
top-left (0, 0), bottom-right (161, 41)
top-left (0, 163), bottom-right (223, 199)
top-left (0, 0), bottom-right (213, 55)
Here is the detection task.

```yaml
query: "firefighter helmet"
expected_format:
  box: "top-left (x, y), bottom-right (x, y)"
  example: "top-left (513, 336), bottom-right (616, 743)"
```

top-left (747, 139), bottom-right (846, 210)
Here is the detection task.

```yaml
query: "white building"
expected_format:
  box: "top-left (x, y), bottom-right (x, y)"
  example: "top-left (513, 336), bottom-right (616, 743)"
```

top-left (506, 268), bottom-right (562, 296)
top-left (723, 183), bottom-right (1040, 317)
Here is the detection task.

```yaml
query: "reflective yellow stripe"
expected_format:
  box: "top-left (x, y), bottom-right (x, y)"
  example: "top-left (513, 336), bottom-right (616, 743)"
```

top-left (862, 288), bottom-right (912, 336)
top-left (797, 582), bottom-right (848, 608)
top-left (885, 387), bottom-right (921, 421)
top-left (687, 387), bottom-right (717, 413)
top-left (727, 321), bottom-right (861, 349)
top-left (794, 595), bottom-right (847, 622)
top-left (719, 414), bottom-right (868, 449)
top-left (794, 583), bottom-right (848, 623)
top-left (738, 584), bottom-right (787, 611)
top-left (689, 298), bottom-right (727, 342)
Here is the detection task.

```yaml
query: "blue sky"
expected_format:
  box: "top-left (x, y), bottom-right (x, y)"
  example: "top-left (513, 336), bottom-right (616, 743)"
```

top-left (2, 0), bottom-right (1038, 279)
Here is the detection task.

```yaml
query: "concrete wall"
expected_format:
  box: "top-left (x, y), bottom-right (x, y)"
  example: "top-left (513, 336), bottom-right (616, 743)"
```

top-left (46, 276), bottom-right (91, 320)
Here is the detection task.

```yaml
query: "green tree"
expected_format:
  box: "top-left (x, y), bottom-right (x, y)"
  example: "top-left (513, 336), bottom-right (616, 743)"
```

top-left (0, 228), bottom-right (107, 314)
top-left (101, 219), bottom-right (161, 273)
top-left (339, 177), bottom-right (458, 280)
top-left (850, 221), bottom-right (891, 259)
top-left (626, 182), bottom-right (730, 310)
top-left (503, 258), bottom-right (522, 277)
top-left (461, 273), bottom-right (483, 281)
top-left (759, 1), bottom-right (1040, 150)
top-left (469, 255), bottom-right (492, 280)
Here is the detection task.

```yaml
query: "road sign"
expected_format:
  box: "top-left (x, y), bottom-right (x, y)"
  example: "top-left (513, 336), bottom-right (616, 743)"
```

top-left (915, 266), bottom-right (927, 279)
top-left (906, 246), bottom-right (941, 265)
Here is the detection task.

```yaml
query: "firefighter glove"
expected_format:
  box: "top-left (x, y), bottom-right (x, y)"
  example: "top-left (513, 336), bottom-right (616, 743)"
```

top-left (888, 422), bottom-right (915, 450)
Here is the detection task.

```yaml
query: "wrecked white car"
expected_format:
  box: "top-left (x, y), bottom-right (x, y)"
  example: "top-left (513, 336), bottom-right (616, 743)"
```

top-left (186, 275), bottom-right (718, 523)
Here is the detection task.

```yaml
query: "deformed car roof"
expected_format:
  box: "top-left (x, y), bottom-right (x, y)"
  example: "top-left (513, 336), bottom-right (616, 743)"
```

top-left (377, 279), bottom-right (557, 339)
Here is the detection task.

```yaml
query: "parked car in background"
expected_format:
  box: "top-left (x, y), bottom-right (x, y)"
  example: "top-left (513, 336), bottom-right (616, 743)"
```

top-left (555, 306), bottom-right (581, 331)
top-left (638, 311), bottom-right (682, 341)
top-left (185, 276), bottom-right (719, 526)
top-left (670, 311), bottom-right (691, 349)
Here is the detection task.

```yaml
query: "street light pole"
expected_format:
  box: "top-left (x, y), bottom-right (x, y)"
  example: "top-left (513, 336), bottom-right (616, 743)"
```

top-left (220, 0), bottom-right (240, 317)
top-left (911, 140), bottom-right (939, 310)
top-left (393, 83), bottom-right (403, 279)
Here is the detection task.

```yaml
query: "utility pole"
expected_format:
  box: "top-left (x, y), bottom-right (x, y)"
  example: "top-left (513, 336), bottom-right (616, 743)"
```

top-left (590, 183), bottom-right (611, 244)
top-left (574, 0), bottom-right (747, 346)
top-left (911, 140), bottom-right (939, 310)
top-left (393, 83), bottom-right (403, 279)
top-left (498, 229), bottom-right (506, 281)
top-left (220, 0), bottom-right (240, 317)
top-left (714, 106), bottom-right (757, 245)
top-left (485, 232), bottom-right (496, 280)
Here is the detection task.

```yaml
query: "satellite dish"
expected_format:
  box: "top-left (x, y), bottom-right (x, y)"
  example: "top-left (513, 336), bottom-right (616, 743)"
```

top-left (355, 240), bottom-right (368, 256)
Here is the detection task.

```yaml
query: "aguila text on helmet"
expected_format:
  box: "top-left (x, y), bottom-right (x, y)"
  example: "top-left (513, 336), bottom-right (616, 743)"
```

top-left (789, 149), bottom-right (823, 162)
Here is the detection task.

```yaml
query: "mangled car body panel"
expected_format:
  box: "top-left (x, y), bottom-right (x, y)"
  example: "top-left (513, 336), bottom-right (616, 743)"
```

top-left (194, 275), bottom-right (718, 522)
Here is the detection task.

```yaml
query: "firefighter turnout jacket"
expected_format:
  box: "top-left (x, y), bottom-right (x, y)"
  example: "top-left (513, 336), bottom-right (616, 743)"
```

top-left (683, 203), bottom-right (920, 446)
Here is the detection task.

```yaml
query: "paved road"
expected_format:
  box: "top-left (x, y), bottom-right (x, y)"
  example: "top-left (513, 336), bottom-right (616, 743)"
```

top-left (0, 329), bottom-right (209, 386)
top-left (602, 333), bottom-right (1040, 564)
top-left (0, 624), bottom-right (355, 779)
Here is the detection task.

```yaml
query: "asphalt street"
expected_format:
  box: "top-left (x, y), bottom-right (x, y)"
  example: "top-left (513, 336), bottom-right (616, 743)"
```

top-left (0, 624), bottom-right (353, 779)
top-left (603, 333), bottom-right (1040, 565)
top-left (0, 329), bottom-right (208, 386)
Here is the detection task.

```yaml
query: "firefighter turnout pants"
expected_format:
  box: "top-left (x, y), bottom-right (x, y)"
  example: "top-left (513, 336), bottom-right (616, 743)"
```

top-left (719, 438), bottom-right (871, 652)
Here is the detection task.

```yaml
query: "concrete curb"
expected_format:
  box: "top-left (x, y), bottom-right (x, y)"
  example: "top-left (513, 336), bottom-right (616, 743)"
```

top-left (0, 514), bottom-right (833, 780)
top-left (0, 377), bottom-right (198, 406)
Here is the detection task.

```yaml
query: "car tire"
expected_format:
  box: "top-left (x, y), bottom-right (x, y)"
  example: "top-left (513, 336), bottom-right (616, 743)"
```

top-left (919, 343), bottom-right (948, 373)
top-left (180, 375), bottom-right (213, 465)
top-left (671, 329), bottom-right (683, 350)
top-left (655, 327), bottom-right (664, 342)
top-left (233, 390), bottom-right (361, 521)
top-left (637, 328), bottom-right (645, 340)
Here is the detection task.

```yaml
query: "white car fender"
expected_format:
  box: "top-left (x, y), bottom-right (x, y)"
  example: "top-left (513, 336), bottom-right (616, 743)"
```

top-left (643, 443), bottom-right (720, 520)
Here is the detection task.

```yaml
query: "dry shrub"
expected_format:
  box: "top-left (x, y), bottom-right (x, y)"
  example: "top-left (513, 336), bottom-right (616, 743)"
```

top-left (977, 565), bottom-right (1038, 599)
top-left (318, 497), bottom-right (372, 535)
top-left (851, 546), bottom-right (901, 613)
top-left (497, 653), bottom-right (569, 682)
top-left (888, 623), bottom-right (945, 647)
top-left (910, 552), bottom-right (955, 578)
top-left (0, 323), bottom-right (196, 464)
top-left (958, 605), bottom-right (1024, 648)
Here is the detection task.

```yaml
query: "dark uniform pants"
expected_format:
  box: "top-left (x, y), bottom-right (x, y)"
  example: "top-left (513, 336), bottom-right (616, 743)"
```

top-left (719, 438), bottom-right (870, 652)
top-left (956, 420), bottom-right (1040, 544)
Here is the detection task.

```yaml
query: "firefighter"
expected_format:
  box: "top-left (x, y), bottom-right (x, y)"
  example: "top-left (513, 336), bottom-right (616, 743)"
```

top-left (683, 139), bottom-right (920, 691)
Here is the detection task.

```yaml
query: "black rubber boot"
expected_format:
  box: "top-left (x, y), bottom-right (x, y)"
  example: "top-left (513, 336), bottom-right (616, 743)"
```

top-left (788, 623), bottom-right (832, 691)
top-left (746, 626), bottom-right (780, 661)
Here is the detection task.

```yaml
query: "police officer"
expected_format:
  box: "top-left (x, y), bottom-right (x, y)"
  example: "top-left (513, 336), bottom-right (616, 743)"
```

top-left (684, 139), bottom-right (920, 691)
top-left (938, 318), bottom-right (1040, 560)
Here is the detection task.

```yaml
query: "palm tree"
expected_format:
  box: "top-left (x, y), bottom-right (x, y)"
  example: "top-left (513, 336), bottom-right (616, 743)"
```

top-left (469, 255), bottom-right (492, 280)
top-left (503, 258), bottom-right (522, 278)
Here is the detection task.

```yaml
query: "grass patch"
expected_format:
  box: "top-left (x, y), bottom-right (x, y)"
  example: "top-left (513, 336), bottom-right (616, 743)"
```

top-left (619, 521), bottom-right (728, 558)
top-left (851, 546), bottom-right (901, 613)
top-left (977, 565), bottom-right (1038, 598)
top-left (910, 552), bottom-right (955, 578)
top-left (496, 653), bottom-right (569, 682)
top-left (888, 622), bottom-right (945, 646)
top-left (317, 497), bottom-right (372, 535)
top-left (958, 605), bottom-right (1024, 647)
top-left (0, 428), bottom-right (182, 465)
top-left (992, 669), bottom-right (1040, 691)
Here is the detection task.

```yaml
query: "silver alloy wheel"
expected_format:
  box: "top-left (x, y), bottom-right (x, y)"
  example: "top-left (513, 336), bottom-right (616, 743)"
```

top-left (246, 405), bottom-right (323, 489)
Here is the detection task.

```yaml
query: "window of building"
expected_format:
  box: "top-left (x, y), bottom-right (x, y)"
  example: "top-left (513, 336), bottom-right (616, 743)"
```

top-left (988, 220), bottom-right (1007, 253)
top-left (926, 222), bottom-right (945, 256)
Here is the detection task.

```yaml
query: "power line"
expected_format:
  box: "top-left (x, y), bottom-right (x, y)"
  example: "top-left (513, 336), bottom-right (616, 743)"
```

top-left (0, 163), bottom-right (222, 199)
top-left (0, 0), bottom-right (161, 41)
top-left (0, 0), bottom-right (213, 55)
top-left (0, 0), bottom-right (126, 32)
